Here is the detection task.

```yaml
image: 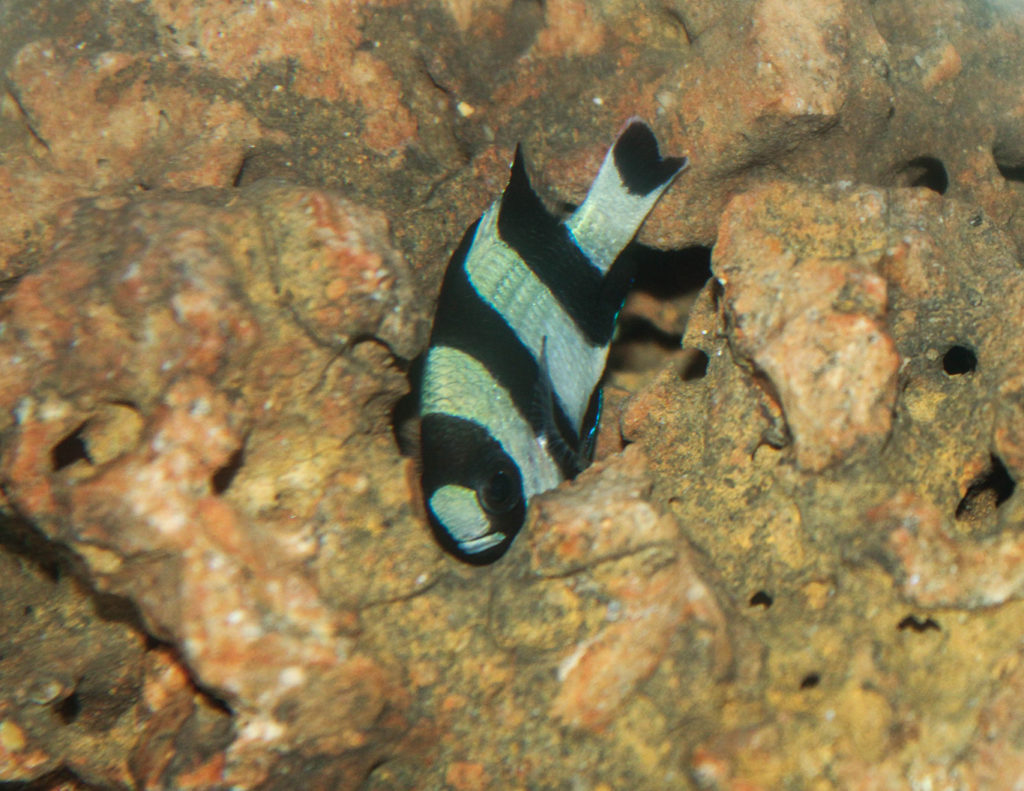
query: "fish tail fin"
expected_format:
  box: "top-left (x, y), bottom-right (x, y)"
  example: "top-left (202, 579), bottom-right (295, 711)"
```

top-left (566, 120), bottom-right (688, 273)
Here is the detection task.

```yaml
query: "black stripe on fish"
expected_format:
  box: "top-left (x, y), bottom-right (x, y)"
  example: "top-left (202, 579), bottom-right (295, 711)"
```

top-left (497, 147), bottom-right (627, 348)
top-left (430, 224), bottom-right (581, 481)
top-left (420, 412), bottom-right (527, 565)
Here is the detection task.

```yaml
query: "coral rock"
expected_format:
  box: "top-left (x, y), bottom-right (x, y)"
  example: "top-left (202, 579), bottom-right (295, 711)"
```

top-left (714, 183), bottom-right (900, 471)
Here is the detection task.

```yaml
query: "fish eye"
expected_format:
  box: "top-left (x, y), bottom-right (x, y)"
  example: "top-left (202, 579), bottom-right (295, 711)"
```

top-left (477, 465), bottom-right (520, 515)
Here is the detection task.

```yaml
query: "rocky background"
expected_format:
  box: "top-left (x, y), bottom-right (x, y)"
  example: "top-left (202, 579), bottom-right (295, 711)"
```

top-left (1, 0), bottom-right (1024, 788)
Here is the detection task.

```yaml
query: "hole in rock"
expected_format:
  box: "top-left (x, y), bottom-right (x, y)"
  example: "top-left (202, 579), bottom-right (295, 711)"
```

top-left (607, 317), bottom-right (683, 373)
top-left (992, 139), bottom-right (1024, 184)
top-left (897, 614), bottom-right (940, 633)
top-left (51, 422), bottom-right (92, 471)
top-left (749, 590), bottom-right (773, 608)
top-left (899, 156), bottom-right (949, 194)
top-left (608, 245), bottom-right (712, 375)
top-left (799, 672), bottom-right (821, 690)
top-left (613, 317), bottom-right (682, 351)
top-left (232, 152), bottom-right (252, 188)
top-left (211, 443), bottom-right (246, 495)
top-left (54, 689), bottom-right (81, 725)
top-left (680, 349), bottom-right (709, 381)
top-left (996, 160), bottom-right (1024, 184)
top-left (629, 244), bottom-right (713, 299)
top-left (942, 345), bottom-right (977, 375)
top-left (955, 455), bottom-right (1015, 521)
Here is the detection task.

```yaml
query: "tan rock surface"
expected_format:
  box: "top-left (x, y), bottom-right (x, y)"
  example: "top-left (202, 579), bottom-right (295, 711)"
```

top-left (1, 0), bottom-right (1024, 789)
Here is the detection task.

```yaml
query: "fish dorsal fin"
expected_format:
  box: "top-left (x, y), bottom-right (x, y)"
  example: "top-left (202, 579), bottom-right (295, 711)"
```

top-left (498, 144), bottom-right (558, 241)
top-left (566, 120), bottom-right (688, 275)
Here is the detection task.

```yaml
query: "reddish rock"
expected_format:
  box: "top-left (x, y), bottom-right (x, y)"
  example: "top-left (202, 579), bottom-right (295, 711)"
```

top-left (0, 536), bottom-right (230, 790)
top-left (882, 491), bottom-right (1024, 609)
top-left (0, 36), bottom-right (279, 279)
top-left (526, 447), bottom-right (728, 732)
top-left (145, 0), bottom-right (418, 155)
top-left (0, 185), bottom-right (422, 787)
top-left (2, 0), bottom-right (1024, 788)
top-left (714, 183), bottom-right (900, 471)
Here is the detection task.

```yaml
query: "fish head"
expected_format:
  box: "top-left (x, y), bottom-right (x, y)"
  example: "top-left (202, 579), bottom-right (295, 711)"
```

top-left (420, 413), bottom-right (527, 564)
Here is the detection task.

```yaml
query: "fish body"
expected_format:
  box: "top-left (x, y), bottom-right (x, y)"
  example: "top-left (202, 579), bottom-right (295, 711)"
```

top-left (420, 121), bottom-right (687, 564)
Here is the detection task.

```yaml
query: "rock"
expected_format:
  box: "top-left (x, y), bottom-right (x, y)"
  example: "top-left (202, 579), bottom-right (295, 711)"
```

top-left (526, 446), bottom-right (728, 733)
top-left (0, 185), bottom-right (424, 786)
top-left (2, 0), bottom-right (1024, 788)
top-left (714, 183), bottom-right (899, 471)
top-left (0, 36), bottom-right (280, 281)
top-left (0, 528), bottom-right (229, 789)
top-left (627, 182), bottom-right (1024, 787)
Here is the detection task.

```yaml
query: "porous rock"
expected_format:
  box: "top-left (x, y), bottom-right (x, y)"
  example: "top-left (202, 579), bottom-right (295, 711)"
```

top-left (0, 185), bottom-right (425, 787)
top-left (626, 183), bottom-right (1024, 787)
top-left (2, 0), bottom-right (1024, 789)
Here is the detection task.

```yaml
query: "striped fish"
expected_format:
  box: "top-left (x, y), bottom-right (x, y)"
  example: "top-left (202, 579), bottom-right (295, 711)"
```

top-left (420, 121), bottom-right (687, 564)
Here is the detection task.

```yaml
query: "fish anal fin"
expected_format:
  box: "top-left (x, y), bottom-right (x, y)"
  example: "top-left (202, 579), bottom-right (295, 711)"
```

top-left (532, 337), bottom-right (582, 480)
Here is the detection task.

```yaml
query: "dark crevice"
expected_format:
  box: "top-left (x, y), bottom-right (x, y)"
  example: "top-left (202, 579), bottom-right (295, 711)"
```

top-left (681, 349), bottom-right (709, 381)
top-left (51, 421), bottom-right (92, 471)
top-left (898, 614), bottom-right (941, 632)
top-left (955, 455), bottom-right (1015, 521)
top-left (996, 161), bottom-right (1024, 184)
top-left (0, 509), bottom-right (235, 724)
top-left (211, 442), bottom-right (246, 495)
top-left (942, 344), bottom-right (977, 375)
top-left (710, 277), bottom-right (725, 312)
top-left (232, 152), bottom-right (252, 188)
top-left (358, 757), bottom-right (393, 790)
top-left (607, 245), bottom-right (713, 376)
top-left (629, 244), bottom-right (713, 298)
top-left (749, 590), bottom-right (773, 608)
top-left (54, 688), bottom-right (81, 724)
top-left (4, 85), bottom-right (51, 151)
top-left (0, 271), bottom-right (27, 301)
top-left (0, 510), bottom-right (64, 581)
top-left (97, 592), bottom-right (235, 719)
top-left (898, 156), bottom-right (948, 194)
top-left (662, 5), bottom-right (694, 44)
top-left (611, 316), bottom-right (682, 353)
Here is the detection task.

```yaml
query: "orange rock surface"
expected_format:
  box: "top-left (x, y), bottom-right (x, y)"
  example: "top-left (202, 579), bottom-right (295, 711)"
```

top-left (1, 0), bottom-right (1024, 789)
